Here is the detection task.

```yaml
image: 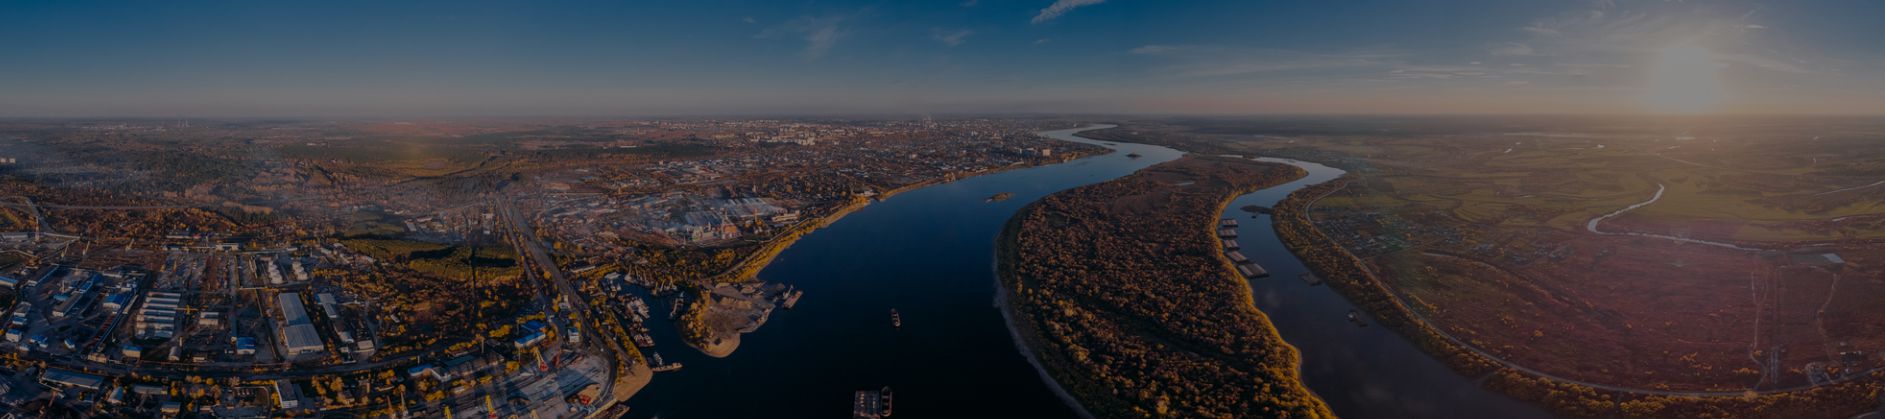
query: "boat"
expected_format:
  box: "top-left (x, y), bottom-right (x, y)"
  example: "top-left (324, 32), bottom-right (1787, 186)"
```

top-left (890, 309), bottom-right (901, 329)
top-left (783, 289), bottom-right (804, 309)
top-left (1347, 309), bottom-right (1367, 327)
top-left (650, 352), bottom-right (684, 372)
top-left (853, 386), bottom-right (894, 418)
top-left (880, 386), bottom-right (894, 416)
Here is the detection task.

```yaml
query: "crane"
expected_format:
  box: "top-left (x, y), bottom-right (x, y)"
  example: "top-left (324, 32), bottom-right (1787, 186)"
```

top-left (484, 393), bottom-right (498, 419)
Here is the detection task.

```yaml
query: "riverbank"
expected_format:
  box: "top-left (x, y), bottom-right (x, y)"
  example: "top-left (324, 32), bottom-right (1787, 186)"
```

top-left (995, 155), bottom-right (1329, 418)
top-left (677, 146), bottom-right (1109, 357)
top-left (1271, 176), bottom-right (1885, 418)
top-left (995, 207), bottom-right (1098, 419)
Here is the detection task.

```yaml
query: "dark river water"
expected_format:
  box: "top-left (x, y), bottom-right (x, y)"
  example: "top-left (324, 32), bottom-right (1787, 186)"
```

top-left (621, 125), bottom-right (1550, 418)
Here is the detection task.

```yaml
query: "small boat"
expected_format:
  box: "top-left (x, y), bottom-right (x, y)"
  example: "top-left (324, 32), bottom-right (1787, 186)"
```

top-left (783, 289), bottom-right (804, 309)
top-left (890, 309), bottom-right (902, 329)
top-left (650, 352), bottom-right (684, 372)
top-left (1347, 309), bottom-right (1367, 327)
top-left (880, 386), bottom-right (894, 416)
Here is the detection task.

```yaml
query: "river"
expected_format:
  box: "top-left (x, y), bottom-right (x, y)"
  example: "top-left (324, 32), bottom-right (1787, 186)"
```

top-left (619, 125), bottom-right (1548, 418)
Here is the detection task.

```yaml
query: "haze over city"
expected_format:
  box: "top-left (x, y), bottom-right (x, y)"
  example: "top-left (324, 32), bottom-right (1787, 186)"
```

top-left (5, 0), bottom-right (1883, 117)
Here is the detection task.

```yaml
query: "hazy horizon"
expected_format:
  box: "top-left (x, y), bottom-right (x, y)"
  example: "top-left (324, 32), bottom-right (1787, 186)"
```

top-left (5, 0), bottom-right (1883, 117)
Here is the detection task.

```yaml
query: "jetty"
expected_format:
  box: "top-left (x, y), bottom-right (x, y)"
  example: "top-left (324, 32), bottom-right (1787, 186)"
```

top-left (1235, 263), bottom-right (1270, 278)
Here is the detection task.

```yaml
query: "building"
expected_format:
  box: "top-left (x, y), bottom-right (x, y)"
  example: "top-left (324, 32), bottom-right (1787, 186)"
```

top-left (513, 330), bottom-right (547, 349)
top-left (274, 380), bottom-right (300, 409)
top-left (315, 293), bottom-right (341, 319)
top-left (235, 337), bottom-right (259, 356)
top-left (275, 293), bottom-right (325, 359)
top-left (136, 291), bottom-right (184, 339)
top-left (41, 369), bottom-right (104, 391)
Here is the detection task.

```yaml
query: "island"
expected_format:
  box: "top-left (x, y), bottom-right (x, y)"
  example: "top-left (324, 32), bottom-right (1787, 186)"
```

top-left (996, 155), bottom-right (1329, 418)
top-left (987, 192), bottom-right (1014, 203)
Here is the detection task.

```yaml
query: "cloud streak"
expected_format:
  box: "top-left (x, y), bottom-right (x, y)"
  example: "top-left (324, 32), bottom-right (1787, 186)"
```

top-left (758, 14), bottom-right (853, 60)
top-left (930, 28), bottom-right (974, 47)
top-left (1032, 0), bottom-right (1104, 24)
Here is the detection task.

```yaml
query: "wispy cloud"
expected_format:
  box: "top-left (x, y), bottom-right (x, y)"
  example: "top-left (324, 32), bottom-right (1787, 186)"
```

top-left (930, 28), bottom-right (974, 47)
top-left (1132, 45), bottom-right (1403, 78)
top-left (1032, 0), bottom-right (1104, 24)
top-left (758, 14), bottom-right (855, 60)
top-left (1488, 42), bottom-right (1535, 57)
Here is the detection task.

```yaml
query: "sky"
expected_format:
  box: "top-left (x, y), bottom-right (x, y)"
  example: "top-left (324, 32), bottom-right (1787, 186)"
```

top-left (2, 0), bottom-right (1882, 117)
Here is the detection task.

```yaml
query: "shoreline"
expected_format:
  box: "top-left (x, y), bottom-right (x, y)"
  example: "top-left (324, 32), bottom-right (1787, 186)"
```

top-left (993, 201), bottom-right (1099, 419)
top-left (679, 143), bottom-right (1107, 357)
top-left (992, 155), bottom-right (1329, 417)
top-left (1271, 175), bottom-right (1885, 418)
top-left (986, 124), bottom-right (1127, 419)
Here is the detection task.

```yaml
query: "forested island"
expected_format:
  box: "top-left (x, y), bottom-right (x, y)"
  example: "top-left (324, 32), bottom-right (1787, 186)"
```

top-left (996, 155), bottom-right (1329, 418)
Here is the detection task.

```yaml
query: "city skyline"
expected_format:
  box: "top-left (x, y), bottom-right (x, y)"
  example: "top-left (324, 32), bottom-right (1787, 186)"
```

top-left (3, 0), bottom-right (1883, 117)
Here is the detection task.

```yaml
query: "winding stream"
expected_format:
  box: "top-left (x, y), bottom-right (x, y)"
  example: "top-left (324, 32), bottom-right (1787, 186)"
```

top-left (1585, 183), bottom-right (1759, 251)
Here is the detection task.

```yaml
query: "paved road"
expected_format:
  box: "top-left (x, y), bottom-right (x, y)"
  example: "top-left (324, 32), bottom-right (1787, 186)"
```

top-left (493, 195), bottom-right (626, 411)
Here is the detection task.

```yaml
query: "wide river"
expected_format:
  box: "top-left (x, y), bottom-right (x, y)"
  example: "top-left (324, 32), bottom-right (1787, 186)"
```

top-left (622, 125), bottom-right (1550, 418)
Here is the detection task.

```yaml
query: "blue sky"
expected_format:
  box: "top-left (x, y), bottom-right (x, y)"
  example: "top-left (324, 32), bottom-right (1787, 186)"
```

top-left (2, 0), bottom-right (1881, 116)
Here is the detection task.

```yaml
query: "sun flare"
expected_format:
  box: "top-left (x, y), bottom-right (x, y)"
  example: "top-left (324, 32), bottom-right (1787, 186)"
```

top-left (1643, 44), bottom-right (1726, 114)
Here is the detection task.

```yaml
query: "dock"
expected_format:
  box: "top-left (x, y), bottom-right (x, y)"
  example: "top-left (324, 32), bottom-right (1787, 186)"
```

top-left (1222, 239), bottom-right (1239, 250)
top-left (1219, 218), bottom-right (1239, 228)
top-left (1218, 229), bottom-right (1238, 238)
top-left (1234, 263), bottom-right (1270, 278)
top-left (1226, 251), bottom-right (1250, 264)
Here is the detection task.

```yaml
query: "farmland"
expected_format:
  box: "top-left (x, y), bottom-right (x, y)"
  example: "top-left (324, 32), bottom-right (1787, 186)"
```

top-left (1090, 116), bottom-right (1885, 416)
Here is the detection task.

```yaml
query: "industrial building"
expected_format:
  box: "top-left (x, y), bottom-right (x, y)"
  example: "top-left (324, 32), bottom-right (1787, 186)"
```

top-left (136, 291), bottom-right (183, 339)
top-left (275, 293), bottom-right (325, 359)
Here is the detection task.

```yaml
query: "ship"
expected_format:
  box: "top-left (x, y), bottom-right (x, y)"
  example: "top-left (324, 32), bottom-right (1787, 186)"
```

top-left (890, 309), bottom-right (901, 329)
top-left (853, 386), bottom-right (894, 418)
top-left (650, 352), bottom-right (684, 372)
top-left (631, 326), bottom-right (657, 348)
top-left (783, 289), bottom-right (804, 309)
top-left (880, 386), bottom-right (894, 417)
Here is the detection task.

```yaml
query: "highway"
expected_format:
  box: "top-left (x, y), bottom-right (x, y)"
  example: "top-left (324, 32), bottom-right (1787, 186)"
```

top-left (492, 194), bottom-right (628, 414)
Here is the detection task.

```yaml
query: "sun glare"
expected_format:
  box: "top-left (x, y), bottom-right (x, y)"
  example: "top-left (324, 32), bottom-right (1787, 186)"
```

top-left (1643, 44), bottom-right (1726, 114)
